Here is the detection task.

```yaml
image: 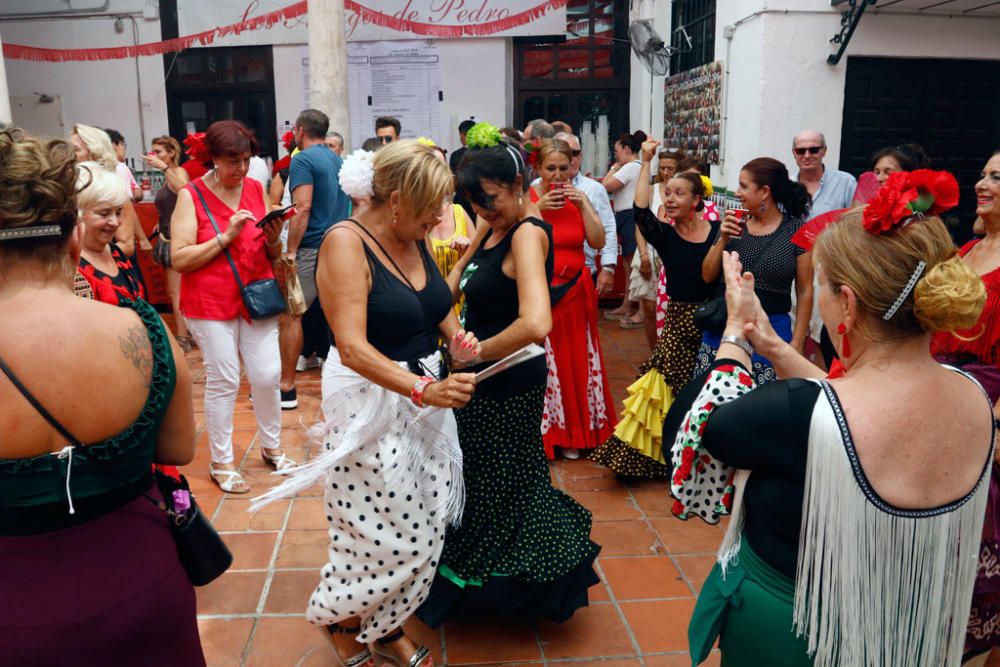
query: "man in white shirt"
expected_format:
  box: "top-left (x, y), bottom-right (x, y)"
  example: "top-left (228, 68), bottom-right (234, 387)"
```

top-left (247, 154), bottom-right (270, 188)
top-left (105, 128), bottom-right (143, 202)
top-left (556, 132), bottom-right (618, 295)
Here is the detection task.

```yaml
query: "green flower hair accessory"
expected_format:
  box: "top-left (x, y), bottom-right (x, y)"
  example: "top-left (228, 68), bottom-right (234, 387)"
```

top-left (465, 122), bottom-right (503, 149)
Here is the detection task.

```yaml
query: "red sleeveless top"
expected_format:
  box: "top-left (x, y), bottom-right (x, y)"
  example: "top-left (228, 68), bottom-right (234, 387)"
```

top-left (179, 177), bottom-right (274, 322)
top-left (931, 239), bottom-right (1000, 368)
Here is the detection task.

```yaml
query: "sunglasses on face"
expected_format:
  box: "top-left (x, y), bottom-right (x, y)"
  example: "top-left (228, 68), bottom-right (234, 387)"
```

top-left (794, 146), bottom-right (824, 156)
top-left (378, 136), bottom-right (394, 144)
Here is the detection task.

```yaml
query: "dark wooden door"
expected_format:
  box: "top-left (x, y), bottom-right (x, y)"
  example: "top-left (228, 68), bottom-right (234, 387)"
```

top-left (840, 56), bottom-right (1000, 239)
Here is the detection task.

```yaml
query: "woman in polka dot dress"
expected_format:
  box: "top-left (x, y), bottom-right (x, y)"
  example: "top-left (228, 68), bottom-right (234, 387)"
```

top-left (252, 142), bottom-right (480, 667)
top-left (417, 128), bottom-right (601, 627)
top-left (693, 158), bottom-right (813, 385)
top-left (590, 139), bottom-right (719, 479)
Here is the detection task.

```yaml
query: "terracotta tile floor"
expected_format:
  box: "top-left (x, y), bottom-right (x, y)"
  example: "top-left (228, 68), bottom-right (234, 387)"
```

top-left (174, 316), bottom-right (725, 666)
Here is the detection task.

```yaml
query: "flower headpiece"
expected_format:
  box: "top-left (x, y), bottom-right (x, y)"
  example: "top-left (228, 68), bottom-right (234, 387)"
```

top-left (522, 137), bottom-right (542, 169)
top-left (281, 131), bottom-right (295, 152)
top-left (338, 149), bottom-right (375, 200)
top-left (465, 122), bottom-right (502, 149)
top-left (183, 131), bottom-right (209, 163)
top-left (862, 169), bottom-right (959, 235)
top-left (416, 136), bottom-right (436, 147)
top-left (700, 175), bottom-right (714, 198)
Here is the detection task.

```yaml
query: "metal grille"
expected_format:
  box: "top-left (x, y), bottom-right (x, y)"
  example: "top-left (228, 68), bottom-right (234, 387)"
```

top-left (670, 0), bottom-right (716, 74)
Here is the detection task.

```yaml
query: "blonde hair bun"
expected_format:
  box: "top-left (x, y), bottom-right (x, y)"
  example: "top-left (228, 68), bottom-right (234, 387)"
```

top-left (913, 255), bottom-right (985, 334)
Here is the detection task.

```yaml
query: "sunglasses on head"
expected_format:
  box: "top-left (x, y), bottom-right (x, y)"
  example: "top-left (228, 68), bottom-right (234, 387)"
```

top-left (378, 136), bottom-right (394, 144)
top-left (571, 149), bottom-right (582, 157)
top-left (794, 146), bottom-right (823, 156)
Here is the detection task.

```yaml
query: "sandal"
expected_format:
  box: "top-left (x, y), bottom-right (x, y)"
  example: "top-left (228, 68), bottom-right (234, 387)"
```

top-left (176, 335), bottom-right (195, 353)
top-left (372, 629), bottom-right (432, 667)
top-left (618, 314), bottom-right (646, 329)
top-left (320, 624), bottom-right (374, 667)
top-left (209, 466), bottom-right (250, 494)
top-left (261, 447), bottom-right (297, 472)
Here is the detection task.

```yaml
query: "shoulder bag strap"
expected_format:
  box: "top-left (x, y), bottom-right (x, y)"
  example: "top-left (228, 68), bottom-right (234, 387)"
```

top-left (192, 185), bottom-right (246, 292)
top-left (0, 355), bottom-right (83, 446)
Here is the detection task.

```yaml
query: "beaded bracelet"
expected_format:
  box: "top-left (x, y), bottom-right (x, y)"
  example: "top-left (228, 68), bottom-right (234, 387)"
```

top-left (410, 376), bottom-right (434, 407)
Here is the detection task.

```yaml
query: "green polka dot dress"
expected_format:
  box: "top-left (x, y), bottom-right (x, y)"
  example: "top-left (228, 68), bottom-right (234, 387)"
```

top-left (416, 218), bottom-right (600, 626)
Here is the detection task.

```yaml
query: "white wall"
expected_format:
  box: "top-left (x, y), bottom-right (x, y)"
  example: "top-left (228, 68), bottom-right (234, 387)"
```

top-left (0, 1), bottom-right (168, 160)
top-left (713, 0), bottom-right (1000, 190)
top-left (628, 0), bottom-right (670, 139)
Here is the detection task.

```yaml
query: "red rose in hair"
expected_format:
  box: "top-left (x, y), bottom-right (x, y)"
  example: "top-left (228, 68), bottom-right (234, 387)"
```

top-left (907, 169), bottom-right (959, 215)
top-left (863, 171), bottom-right (913, 234)
top-left (281, 131), bottom-right (295, 152)
top-left (523, 137), bottom-right (542, 169)
top-left (863, 169), bottom-right (960, 235)
top-left (183, 132), bottom-right (209, 163)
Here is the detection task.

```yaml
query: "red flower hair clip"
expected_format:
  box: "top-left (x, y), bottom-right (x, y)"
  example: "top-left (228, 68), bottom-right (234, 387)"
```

top-left (183, 131), bottom-right (210, 163)
top-left (862, 169), bottom-right (959, 235)
top-left (523, 137), bottom-right (542, 169)
top-left (281, 130), bottom-right (295, 152)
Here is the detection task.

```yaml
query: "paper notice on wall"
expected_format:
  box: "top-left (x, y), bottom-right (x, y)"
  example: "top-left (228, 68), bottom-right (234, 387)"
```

top-left (347, 41), bottom-right (441, 146)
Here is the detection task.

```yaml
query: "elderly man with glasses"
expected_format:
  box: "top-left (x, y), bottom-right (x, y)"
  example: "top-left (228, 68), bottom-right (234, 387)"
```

top-left (792, 129), bottom-right (856, 216)
top-left (553, 131), bottom-right (618, 296)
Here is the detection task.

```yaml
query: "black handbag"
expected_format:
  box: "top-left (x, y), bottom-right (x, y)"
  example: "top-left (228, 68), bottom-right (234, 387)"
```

top-left (0, 354), bottom-right (232, 587)
top-left (146, 470), bottom-right (233, 586)
top-left (193, 186), bottom-right (286, 320)
top-left (693, 225), bottom-right (784, 332)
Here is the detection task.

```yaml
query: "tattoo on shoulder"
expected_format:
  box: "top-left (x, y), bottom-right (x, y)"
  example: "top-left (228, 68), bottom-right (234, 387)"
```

top-left (120, 324), bottom-right (153, 387)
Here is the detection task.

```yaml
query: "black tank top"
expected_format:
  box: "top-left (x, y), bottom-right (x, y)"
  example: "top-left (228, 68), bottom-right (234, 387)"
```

top-left (330, 222), bottom-right (452, 363)
top-left (462, 217), bottom-right (553, 394)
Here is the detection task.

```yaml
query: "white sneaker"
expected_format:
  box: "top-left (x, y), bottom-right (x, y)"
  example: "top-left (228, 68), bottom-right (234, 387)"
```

top-left (561, 447), bottom-right (581, 460)
top-left (296, 353), bottom-right (322, 372)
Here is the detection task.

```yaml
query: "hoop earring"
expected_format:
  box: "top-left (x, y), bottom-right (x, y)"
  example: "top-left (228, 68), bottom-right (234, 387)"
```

top-left (837, 322), bottom-right (851, 358)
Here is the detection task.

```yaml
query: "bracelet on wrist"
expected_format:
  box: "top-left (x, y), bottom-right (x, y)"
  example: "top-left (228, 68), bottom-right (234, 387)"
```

top-left (215, 234), bottom-right (227, 250)
top-left (720, 334), bottom-right (753, 358)
top-left (410, 376), bottom-right (434, 407)
top-left (600, 266), bottom-right (615, 274)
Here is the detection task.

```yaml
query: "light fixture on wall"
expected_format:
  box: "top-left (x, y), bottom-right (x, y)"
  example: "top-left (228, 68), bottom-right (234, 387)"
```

top-left (33, 92), bottom-right (55, 104)
top-left (114, 16), bottom-right (124, 33)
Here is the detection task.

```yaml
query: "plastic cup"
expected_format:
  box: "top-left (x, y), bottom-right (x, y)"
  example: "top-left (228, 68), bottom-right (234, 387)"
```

top-left (731, 208), bottom-right (749, 237)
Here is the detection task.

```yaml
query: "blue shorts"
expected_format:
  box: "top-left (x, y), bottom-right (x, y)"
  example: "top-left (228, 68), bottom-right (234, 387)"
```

top-left (615, 208), bottom-right (637, 256)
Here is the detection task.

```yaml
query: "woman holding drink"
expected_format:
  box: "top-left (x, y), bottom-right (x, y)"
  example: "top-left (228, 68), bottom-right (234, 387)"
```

top-left (695, 157), bottom-right (813, 385)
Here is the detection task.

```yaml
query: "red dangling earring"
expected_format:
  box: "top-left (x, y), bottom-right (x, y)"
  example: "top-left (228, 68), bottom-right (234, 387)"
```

top-left (837, 323), bottom-right (851, 358)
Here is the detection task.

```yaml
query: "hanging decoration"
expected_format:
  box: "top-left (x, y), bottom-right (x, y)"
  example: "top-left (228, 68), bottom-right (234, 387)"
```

top-left (2, 0), bottom-right (568, 62)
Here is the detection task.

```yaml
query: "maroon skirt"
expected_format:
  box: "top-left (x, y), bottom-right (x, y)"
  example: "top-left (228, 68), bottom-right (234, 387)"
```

top-left (0, 485), bottom-right (205, 666)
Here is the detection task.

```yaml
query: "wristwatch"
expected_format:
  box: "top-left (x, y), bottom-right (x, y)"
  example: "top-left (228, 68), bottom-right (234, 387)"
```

top-left (720, 335), bottom-right (753, 358)
top-left (600, 266), bottom-right (615, 274)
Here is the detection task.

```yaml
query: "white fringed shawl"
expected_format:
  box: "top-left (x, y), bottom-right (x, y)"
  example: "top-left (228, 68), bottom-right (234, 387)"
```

top-left (714, 377), bottom-right (993, 666)
top-left (250, 348), bottom-right (465, 526)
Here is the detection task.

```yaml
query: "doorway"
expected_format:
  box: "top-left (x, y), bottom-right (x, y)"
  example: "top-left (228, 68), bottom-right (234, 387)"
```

top-left (165, 46), bottom-right (278, 160)
top-left (840, 56), bottom-right (1000, 239)
top-left (513, 0), bottom-right (631, 174)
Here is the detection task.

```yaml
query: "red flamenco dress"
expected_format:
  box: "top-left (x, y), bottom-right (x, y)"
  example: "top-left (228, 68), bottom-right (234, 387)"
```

top-left (931, 238), bottom-right (1000, 658)
top-left (531, 189), bottom-right (617, 459)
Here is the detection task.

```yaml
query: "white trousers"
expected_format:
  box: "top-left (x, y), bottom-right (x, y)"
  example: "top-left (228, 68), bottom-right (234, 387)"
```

top-left (187, 316), bottom-right (281, 464)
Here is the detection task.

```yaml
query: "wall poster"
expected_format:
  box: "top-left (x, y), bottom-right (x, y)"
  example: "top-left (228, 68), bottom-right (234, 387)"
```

top-left (663, 60), bottom-right (723, 165)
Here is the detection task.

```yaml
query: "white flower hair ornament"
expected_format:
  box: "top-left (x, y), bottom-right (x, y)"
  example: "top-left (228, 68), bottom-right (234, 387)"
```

top-left (338, 149), bottom-right (375, 199)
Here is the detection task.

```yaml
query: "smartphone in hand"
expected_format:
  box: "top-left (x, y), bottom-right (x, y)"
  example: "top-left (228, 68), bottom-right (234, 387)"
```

top-left (256, 205), bottom-right (295, 228)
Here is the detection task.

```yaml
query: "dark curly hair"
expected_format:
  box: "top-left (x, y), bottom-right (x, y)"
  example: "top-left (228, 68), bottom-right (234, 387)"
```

top-left (0, 127), bottom-right (79, 265)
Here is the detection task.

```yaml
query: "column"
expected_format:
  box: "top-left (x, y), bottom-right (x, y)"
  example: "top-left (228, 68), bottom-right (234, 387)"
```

top-left (307, 0), bottom-right (350, 149)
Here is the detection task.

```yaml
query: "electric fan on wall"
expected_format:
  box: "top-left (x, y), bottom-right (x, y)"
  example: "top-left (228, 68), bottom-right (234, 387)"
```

top-left (629, 19), bottom-right (672, 76)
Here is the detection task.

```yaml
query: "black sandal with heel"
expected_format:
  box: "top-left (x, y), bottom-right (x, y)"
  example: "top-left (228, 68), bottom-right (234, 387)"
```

top-left (321, 623), bottom-right (373, 667)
